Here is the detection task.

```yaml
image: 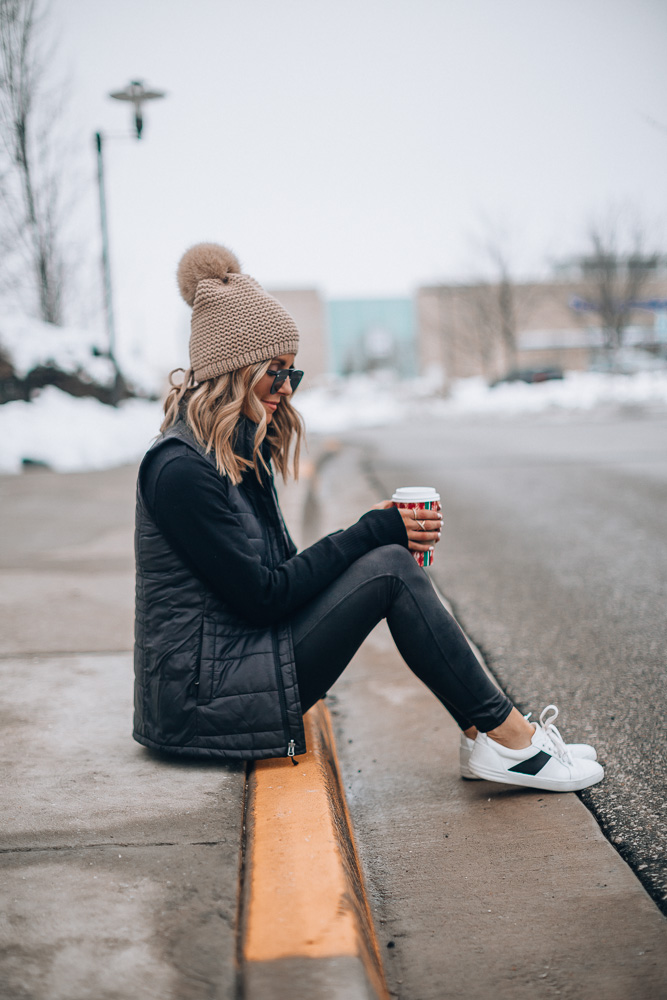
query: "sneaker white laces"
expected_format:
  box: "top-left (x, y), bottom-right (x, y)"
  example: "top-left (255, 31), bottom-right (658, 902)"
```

top-left (533, 704), bottom-right (574, 766)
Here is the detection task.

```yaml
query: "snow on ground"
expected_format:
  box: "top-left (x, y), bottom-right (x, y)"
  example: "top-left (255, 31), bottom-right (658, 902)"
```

top-left (433, 369), bottom-right (667, 417)
top-left (0, 388), bottom-right (163, 474)
top-left (0, 310), bottom-right (164, 393)
top-left (1, 370), bottom-right (667, 474)
top-left (0, 313), bottom-right (114, 384)
top-left (294, 370), bottom-right (667, 433)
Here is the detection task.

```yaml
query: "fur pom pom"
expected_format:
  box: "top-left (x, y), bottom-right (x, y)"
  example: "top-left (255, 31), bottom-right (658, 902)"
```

top-left (177, 243), bottom-right (242, 306)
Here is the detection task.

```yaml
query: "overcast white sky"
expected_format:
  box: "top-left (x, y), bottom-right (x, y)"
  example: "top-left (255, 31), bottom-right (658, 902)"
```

top-left (54, 0), bottom-right (667, 374)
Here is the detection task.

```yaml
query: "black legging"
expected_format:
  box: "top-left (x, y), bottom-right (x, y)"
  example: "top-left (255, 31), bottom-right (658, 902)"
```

top-left (290, 544), bottom-right (512, 732)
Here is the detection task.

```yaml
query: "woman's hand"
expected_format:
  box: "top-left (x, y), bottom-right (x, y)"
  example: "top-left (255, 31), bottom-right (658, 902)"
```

top-left (373, 500), bottom-right (442, 553)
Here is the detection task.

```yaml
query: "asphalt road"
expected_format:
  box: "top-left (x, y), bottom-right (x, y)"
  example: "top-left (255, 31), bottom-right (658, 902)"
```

top-left (343, 408), bottom-right (667, 915)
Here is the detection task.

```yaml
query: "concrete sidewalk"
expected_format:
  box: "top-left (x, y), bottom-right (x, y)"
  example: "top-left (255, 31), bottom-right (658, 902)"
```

top-left (0, 466), bottom-right (245, 1000)
top-left (0, 454), bottom-right (360, 1000)
top-left (2, 453), bottom-right (667, 999)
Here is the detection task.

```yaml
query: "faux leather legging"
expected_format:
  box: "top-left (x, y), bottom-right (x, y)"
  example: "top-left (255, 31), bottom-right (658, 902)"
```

top-left (290, 544), bottom-right (513, 732)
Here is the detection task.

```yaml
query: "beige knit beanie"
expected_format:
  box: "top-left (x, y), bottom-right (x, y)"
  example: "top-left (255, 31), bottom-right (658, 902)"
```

top-left (176, 242), bottom-right (300, 382)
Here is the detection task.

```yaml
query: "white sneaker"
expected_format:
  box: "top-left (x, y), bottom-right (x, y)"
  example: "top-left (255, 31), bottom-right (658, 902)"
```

top-left (460, 733), bottom-right (481, 779)
top-left (529, 705), bottom-right (597, 762)
top-left (467, 706), bottom-right (604, 792)
top-left (460, 705), bottom-right (597, 780)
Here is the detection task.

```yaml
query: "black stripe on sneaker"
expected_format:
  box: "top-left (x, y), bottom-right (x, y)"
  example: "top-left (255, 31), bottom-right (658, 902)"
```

top-left (508, 750), bottom-right (551, 775)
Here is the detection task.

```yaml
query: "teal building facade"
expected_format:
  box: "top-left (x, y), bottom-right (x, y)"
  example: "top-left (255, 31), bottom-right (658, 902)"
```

top-left (326, 298), bottom-right (416, 377)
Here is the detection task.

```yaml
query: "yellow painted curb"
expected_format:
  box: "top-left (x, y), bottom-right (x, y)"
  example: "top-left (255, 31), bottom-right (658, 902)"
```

top-left (241, 701), bottom-right (389, 999)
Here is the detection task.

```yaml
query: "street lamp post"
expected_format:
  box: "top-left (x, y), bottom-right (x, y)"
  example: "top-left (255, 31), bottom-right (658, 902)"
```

top-left (95, 80), bottom-right (166, 402)
top-left (94, 131), bottom-right (116, 371)
top-left (109, 80), bottom-right (167, 140)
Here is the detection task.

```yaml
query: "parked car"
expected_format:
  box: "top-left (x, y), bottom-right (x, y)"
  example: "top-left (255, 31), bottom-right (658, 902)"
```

top-left (490, 367), bottom-right (564, 387)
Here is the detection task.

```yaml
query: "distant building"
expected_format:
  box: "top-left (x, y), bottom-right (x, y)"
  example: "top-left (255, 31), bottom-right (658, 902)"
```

top-left (268, 289), bottom-right (328, 384)
top-left (327, 298), bottom-right (416, 377)
top-left (270, 269), bottom-right (667, 386)
top-left (417, 273), bottom-right (667, 382)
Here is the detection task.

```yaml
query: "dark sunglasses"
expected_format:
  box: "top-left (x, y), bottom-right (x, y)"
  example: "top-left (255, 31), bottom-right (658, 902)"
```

top-left (266, 367), bottom-right (304, 394)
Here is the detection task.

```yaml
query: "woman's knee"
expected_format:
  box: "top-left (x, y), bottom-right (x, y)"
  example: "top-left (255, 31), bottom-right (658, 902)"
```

top-left (359, 543), bottom-right (422, 579)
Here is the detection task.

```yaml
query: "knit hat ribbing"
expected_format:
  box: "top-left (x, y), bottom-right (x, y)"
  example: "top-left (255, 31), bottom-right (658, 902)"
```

top-left (177, 242), bottom-right (300, 382)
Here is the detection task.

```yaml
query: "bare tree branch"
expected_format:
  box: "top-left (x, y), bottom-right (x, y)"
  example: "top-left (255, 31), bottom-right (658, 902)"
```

top-left (0, 0), bottom-right (69, 323)
top-left (463, 226), bottom-right (523, 377)
top-left (579, 208), bottom-right (659, 352)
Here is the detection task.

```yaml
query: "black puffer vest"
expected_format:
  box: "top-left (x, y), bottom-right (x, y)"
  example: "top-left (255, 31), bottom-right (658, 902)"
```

top-left (132, 419), bottom-right (306, 760)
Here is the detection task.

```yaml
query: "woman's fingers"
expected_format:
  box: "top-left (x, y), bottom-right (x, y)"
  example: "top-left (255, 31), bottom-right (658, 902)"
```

top-left (373, 502), bottom-right (442, 552)
top-left (407, 538), bottom-right (439, 552)
top-left (381, 503), bottom-right (442, 553)
top-left (406, 523), bottom-right (440, 538)
top-left (401, 509), bottom-right (441, 531)
top-left (400, 508), bottom-right (441, 527)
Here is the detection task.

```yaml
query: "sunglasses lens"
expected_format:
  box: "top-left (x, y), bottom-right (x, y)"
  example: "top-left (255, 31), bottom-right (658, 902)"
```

top-left (270, 369), bottom-right (304, 392)
top-left (270, 371), bottom-right (286, 393)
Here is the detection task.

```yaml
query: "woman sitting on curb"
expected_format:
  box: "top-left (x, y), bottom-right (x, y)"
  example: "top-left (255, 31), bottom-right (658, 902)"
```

top-left (132, 242), bottom-right (603, 794)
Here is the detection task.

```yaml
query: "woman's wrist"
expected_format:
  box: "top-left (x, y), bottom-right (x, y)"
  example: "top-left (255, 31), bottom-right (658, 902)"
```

top-left (327, 506), bottom-right (407, 564)
top-left (359, 505), bottom-right (409, 548)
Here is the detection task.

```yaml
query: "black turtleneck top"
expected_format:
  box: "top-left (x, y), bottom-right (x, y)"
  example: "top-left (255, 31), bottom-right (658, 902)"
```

top-left (139, 423), bottom-right (408, 627)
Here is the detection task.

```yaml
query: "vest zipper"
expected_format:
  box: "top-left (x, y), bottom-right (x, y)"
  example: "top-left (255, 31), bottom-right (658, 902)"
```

top-left (265, 465), bottom-right (298, 762)
top-left (271, 629), bottom-right (295, 761)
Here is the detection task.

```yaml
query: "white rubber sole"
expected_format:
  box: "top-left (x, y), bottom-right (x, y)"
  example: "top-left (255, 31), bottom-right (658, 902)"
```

top-left (467, 761), bottom-right (604, 792)
top-left (461, 748), bottom-right (597, 779)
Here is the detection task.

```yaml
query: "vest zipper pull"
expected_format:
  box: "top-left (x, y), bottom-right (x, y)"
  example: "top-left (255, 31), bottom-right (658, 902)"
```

top-left (287, 740), bottom-right (298, 765)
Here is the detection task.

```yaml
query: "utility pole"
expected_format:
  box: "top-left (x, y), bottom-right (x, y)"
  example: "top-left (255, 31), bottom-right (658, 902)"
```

top-left (95, 131), bottom-right (116, 373)
top-left (95, 80), bottom-right (166, 403)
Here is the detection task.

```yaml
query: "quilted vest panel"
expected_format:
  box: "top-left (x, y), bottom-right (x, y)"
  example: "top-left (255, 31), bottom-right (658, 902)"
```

top-left (133, 420), bottom-right (306, 760)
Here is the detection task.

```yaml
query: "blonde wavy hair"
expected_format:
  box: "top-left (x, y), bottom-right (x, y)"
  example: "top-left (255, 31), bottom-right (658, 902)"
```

top-left (161, 361), bottom-right (304, 485)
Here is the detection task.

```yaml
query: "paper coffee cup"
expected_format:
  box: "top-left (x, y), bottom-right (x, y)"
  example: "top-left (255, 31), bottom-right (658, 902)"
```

top-left (391, 486), bottom-right (440, 568)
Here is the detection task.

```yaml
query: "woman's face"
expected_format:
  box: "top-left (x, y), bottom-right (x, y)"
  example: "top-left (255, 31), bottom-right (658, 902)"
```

top-left (251, 353), bottom-right (297, 423)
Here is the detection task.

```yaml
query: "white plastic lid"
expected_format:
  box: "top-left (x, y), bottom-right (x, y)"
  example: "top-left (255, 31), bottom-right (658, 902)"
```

top-left (391, 486), bottom-right (440, 503)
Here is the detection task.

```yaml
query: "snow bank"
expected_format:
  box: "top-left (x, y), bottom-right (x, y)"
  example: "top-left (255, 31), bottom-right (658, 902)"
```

top-left (0, 309), bottom-right (170, 472)
top-left (1, 370), bottom-right (666, 475)
top-left (436, 370), bottom-right (667, 417)
top-left (0, 310), bottom-right (164, 393)
top-left (294, 370), bottom-right (667, 432)
top-left (293, 375), bottom-right (405, 434)
top-left (0, 388), bottom-right (162, 474)
top-left (0, 313), bottom-right (114, 384)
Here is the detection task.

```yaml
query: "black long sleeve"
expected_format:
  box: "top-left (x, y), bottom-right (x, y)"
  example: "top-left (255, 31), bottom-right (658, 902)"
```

top-left (140, 443), bottom-right (408, 627)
